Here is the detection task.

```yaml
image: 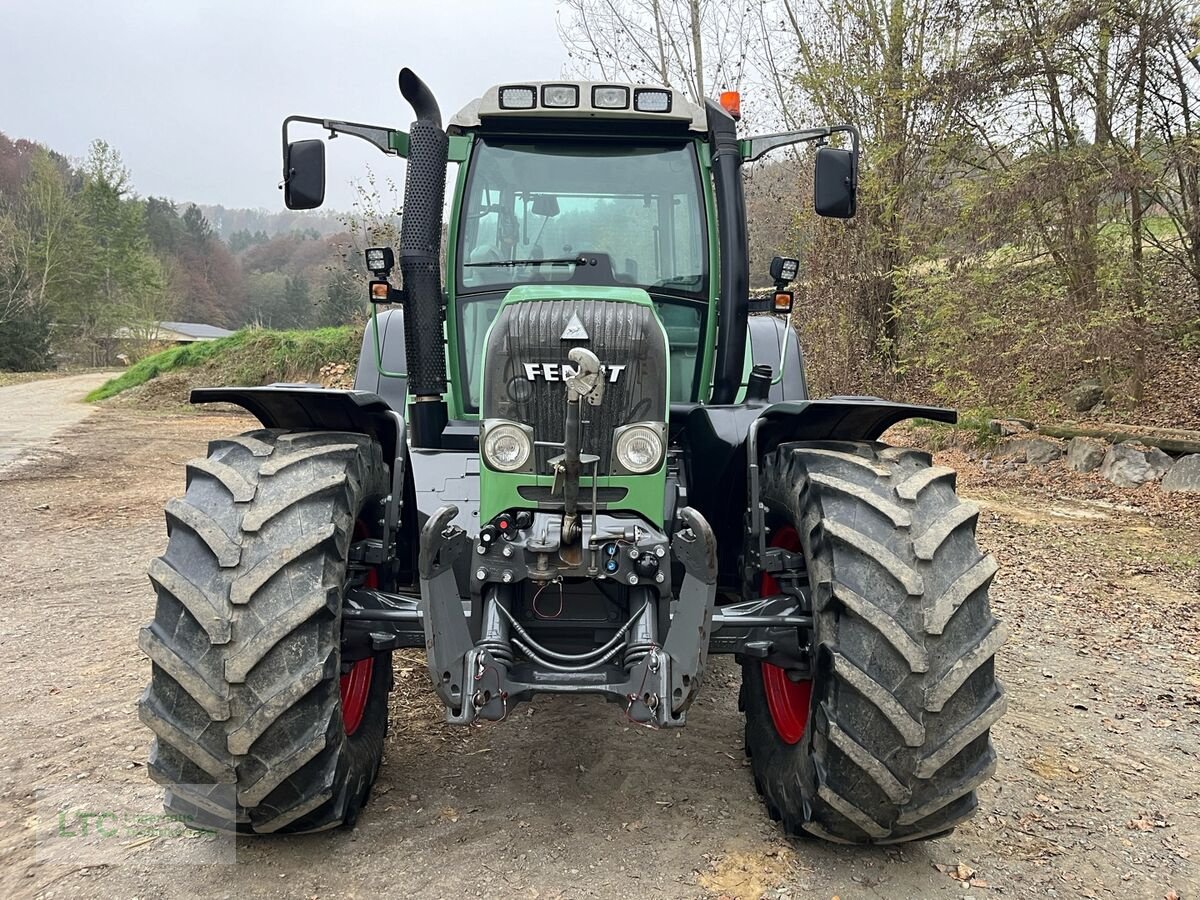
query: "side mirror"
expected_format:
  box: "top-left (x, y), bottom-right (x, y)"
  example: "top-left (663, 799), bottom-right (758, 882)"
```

top-left (814, 146), bottom-right (856, 219)
top-left (284, 139), bottom-right (326, 210)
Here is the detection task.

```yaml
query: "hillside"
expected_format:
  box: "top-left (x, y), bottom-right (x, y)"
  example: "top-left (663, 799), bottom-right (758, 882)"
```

top-left (0, 131), bottom-right (375, 372)
top-left (86, 326), bottom-right (362, 407)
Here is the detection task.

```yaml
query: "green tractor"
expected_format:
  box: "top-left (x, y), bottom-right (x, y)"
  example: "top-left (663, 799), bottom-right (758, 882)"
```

top-left (139, 69), bottom-right (1006, 842)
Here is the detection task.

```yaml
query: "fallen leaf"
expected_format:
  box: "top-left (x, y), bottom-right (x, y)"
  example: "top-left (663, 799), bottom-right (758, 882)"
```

top-left (934, 863), bottom-right (976, 882)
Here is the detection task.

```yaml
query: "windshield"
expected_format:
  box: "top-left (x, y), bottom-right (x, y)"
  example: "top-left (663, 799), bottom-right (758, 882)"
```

top-left (453, 137), bottom-right (710, 410)
top-left (456, 138), bottom-right (708, 295)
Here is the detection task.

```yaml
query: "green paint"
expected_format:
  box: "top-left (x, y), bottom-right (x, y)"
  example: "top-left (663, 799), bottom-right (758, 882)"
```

top-left (500, 283), bottom-right (657, 306)
top-left (447, 134), bottom-right (473, 162)
top-left (444, 143), bottom-right (473, 419)
top-left (389, 130), bottom-right (410, 157)
top-left (480, 467), bottom-right (667, 526)
top-left (477, 285), bottom-right (671, 525)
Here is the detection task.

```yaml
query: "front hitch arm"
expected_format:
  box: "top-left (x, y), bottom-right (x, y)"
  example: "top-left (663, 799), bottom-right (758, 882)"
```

top-left (418, 505), bottom-right (473, 714)
top-left (662, 506), bottom-right (718, 715)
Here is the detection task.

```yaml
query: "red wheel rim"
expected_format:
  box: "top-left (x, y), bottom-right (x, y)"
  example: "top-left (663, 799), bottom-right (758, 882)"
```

top-left (762, 662), bottom-right (812, 745)
top-left (761, 526), bottom-right (812, 745)
top-left (340, 657), bottom-right (374, 736)
top-left (341, 520), bottom-right (379, 737)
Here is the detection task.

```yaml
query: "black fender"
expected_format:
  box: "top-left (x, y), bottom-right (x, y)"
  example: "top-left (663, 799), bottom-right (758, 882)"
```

top-left (191, 385), bottom-right (403, 463)
top-left (750, 398), bottom-right (955, 457)
top-left (683, 397), bottom-right (956, 590)
top-left (190, 385), bottom-right (416, 581)
top-left (746, 316), bottom-right (808, 402)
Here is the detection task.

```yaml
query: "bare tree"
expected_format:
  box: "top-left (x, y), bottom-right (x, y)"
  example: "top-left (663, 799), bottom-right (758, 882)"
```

top-left (770, 0), bottom-right (987, 356)
top-left (1139, 0), bottom-right (1200, 308)
top-left (0, 216), bottom-right (30, 327)
top-left (557, 0), bottom-right (755, 109)
top-left (0, 149), bottom-right (78, 329)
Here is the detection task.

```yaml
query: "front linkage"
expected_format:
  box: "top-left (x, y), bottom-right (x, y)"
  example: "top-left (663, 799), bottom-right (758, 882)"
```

top-left (419, 504), bottom-right (718, 727)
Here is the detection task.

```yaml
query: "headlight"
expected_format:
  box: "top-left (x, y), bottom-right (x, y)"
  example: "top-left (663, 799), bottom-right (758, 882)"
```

top-left (482, 421), bottom-right (532, 472)
top-left (613, 423), bottom-right (665, 474)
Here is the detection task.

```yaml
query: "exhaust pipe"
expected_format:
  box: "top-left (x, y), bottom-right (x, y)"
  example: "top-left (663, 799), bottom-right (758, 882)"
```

top-left (706, 100), bottom-right (749, 405)
top-left (398, 67), bottom-right (449, 448)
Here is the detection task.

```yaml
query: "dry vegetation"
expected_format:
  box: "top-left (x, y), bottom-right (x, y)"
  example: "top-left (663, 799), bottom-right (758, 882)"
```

top-left (568, 0), bottom-right (1200, 429)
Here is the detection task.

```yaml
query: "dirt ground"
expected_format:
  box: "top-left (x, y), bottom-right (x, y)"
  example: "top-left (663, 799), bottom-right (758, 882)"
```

top-left (0, 372), bottom-right (115, 466)
top-left (0, 382), bottom-right (1197, 899)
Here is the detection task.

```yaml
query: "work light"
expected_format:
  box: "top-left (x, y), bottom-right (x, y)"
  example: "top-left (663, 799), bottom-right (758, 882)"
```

top-left (541, 84), bottom-right (579, 108)
top-left (591, 85), bottom-right (629, 109)
top-left (633, 89), bottom-right (671, 113)
top-left (770, 256), bottom-right (799, 285)
top-left (365, 247), bottom-right (394, 277)
top-left (498, 86), bottom-right (536, 109)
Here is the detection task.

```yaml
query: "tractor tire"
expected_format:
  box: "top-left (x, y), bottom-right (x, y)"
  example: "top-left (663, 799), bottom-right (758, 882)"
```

top-left (138, 429), bottom-right (393, 834)
top-left (741, 440), bottom-right (1006, 844)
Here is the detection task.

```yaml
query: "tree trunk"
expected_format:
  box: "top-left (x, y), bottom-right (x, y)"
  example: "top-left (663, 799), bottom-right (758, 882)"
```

top-left (1128, 0), bottom-right (1149, 403)
top-left (688, 0), bottom-right (705, 100)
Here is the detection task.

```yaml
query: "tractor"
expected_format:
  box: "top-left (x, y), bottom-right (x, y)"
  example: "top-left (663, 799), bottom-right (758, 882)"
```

top-left (139, 68), bottom-right (1006, 842)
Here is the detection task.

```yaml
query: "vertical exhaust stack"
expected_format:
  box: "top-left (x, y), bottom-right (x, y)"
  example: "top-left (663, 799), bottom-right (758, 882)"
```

top-left (706, 100), bottom-right (749, 405)
top-left (398, 68), bottom-right (449, 448)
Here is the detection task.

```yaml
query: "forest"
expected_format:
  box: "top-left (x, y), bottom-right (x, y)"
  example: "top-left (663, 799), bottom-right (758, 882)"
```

top-left (559, 0), bottom-right (1200, 426)
top-left (0, 132), bottom-right (366, 371)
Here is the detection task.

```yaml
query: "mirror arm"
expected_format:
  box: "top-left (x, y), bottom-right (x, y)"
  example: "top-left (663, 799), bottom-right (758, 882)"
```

top-left (281, 115), bottom-right (407, 185)
top-left (743, 124), bottom-right (861, 174)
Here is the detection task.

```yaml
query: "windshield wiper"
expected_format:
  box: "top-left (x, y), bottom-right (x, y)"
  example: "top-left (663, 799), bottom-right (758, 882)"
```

top-left (464, 256), bottom-right (584, 268)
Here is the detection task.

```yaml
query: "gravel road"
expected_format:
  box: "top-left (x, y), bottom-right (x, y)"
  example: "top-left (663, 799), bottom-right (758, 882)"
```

top-left (0, 373), bottom-right (114, 468)
top-left (0, 385), bottom-right (1196, 899)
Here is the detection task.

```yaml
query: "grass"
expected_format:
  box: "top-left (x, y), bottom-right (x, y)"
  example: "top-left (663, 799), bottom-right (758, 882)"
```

top-left (1098, 215), bottom-right (1178, 243)
top-left (907, 408), bottom-right (1003, 452)
top-left (86, 326), bottom-right (360, 402)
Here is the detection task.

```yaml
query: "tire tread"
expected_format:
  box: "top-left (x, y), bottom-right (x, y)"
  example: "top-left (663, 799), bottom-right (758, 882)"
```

top-left (741, 439), bottom-right (1006, 844)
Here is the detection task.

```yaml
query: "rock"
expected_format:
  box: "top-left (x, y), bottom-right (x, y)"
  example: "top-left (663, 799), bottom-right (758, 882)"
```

top-left (1145, 446), bottom-right (1173, 480)
top-left (998, 436), bottom-right (1064, 465)
top-left (1100, 442), bottom-right (1171, 488)
top-left (1027, 437), bottom-right (1065, 465)
top-left (1067, 377), bottom-right (1104, 412)
top-left (1162, 454), bottom-right (1200, 493)
top-left (1065, 437), bottom-right (1107, 473)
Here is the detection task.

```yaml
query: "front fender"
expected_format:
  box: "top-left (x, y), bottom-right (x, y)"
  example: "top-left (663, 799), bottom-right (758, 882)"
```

top-left (685, 397), bottom-right (955, 490)
top-left (684, 397), bottom-right (955, 590)
top-left (192, 386), bottom-right (412, 554)
top-left (191, 385), bottom-right (403, 463)
top-left (753, 397), bottom-right (956, 454)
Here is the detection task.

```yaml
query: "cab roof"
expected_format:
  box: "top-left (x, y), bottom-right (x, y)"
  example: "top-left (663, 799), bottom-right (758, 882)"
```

top-left (449, 81), bottom-right (708, 134)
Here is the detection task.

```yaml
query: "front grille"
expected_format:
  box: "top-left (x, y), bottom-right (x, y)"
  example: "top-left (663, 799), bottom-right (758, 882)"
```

top-left (481, 298), bottom-right (668, 474)
top-left (518, 486), bottom-right (628, 506)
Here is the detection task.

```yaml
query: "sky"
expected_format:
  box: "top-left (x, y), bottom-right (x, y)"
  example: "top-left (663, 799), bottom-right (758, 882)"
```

top-left (1, 1), bottom-right (569, 210)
